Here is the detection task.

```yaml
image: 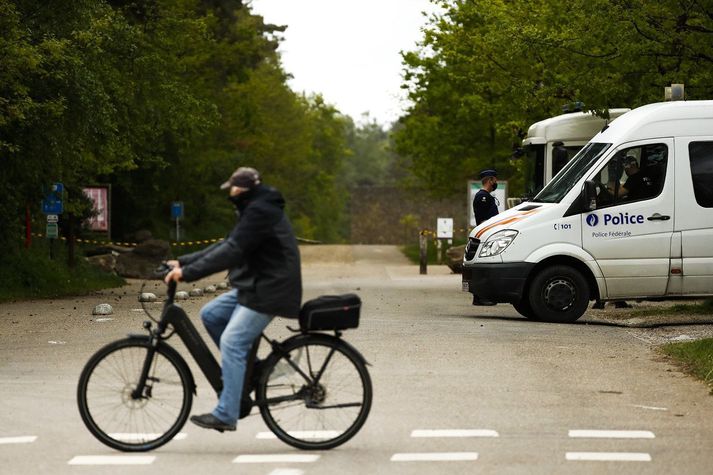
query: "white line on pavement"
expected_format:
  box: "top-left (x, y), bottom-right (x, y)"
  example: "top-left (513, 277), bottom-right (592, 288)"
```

top-left (0, 436), bottom-right (37, 445)
top-left (391, 452), bottom-right (479, 462)
top-left (632, 404), bottom-right (668, 411)
top-left (411, 429), bottom-right (498, 438)
top-left (268, 470), bottom-right (304, 475)
top-left (566, 452), bottom-right (651, 462)
top-left (568, 430), bottom-right (655, 439)
top-left (68, 456), bottom-right (156, 465)
top-left (256, 430), bottom-right (339, 439)
top-left (233, 454), bottom-right (320, 464)
top-left (107, 432), bottom-right (187, 441)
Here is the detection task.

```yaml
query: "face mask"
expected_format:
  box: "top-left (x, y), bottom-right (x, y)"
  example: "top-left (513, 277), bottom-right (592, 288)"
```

top-left (491, 182), bottom-right (498, 191)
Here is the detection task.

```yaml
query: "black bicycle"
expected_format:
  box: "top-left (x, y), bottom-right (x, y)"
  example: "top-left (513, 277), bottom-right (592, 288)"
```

top-left (77, 269), bottom-right (372, 452)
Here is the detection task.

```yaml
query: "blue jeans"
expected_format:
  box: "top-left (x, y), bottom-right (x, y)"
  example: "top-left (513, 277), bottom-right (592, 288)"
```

top-left (199, 289), bottom-right (273, 425)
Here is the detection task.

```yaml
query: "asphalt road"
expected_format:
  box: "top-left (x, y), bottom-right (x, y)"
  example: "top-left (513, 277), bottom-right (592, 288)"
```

top-left (1, 245), bottom-right (713, 474)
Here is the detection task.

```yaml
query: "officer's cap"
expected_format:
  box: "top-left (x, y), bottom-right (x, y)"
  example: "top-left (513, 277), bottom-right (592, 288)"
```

top-left (479, 169), bottom-right (497, 179)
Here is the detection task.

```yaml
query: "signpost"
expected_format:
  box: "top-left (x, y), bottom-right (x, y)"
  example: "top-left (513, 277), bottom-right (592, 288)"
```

top-left (436, 218), bottom-right (454, 264)
top-left (41, 183), bottom-right (63, 260)
top-left (171, 201), bottom-right (184, 241)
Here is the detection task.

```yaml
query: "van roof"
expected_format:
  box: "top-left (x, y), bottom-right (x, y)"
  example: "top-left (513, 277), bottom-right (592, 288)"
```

top-left (595, 100), bottom-right (713, 143)
top-left (524, 108), bottom-right (630, 145)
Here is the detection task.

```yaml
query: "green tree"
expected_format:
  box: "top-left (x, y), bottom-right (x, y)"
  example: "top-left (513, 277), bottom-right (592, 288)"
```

top-left (396, 0), bottom-right (713, 198)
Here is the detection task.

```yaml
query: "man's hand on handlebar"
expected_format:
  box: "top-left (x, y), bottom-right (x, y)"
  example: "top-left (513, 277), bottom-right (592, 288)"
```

top-left (158, 260), bottom-right (183, 284)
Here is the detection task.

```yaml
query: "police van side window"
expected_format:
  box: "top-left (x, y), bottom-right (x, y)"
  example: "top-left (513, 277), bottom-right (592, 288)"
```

top-left (593, 144), bottom-right (668, 208)
top-left (689, 142), bottom-right (713, 208)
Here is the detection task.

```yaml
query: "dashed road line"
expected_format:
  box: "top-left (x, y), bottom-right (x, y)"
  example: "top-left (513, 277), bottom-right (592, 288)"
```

top-left (268, 470), bottom-right (304, 475)
top-left (391, 452), bottom-right (479, 462)
top-left (256, 430), bottom-right (339, 440)
top-left (0, 436), bottom-right (37, 445)
top-left (108, 432), bottom-right (188, 441)
top-left (233, 454), bottom-right (320, 464)
top-left (411, 429), bottom-right (498, 438)
top-left (566, 452), bottom-right (651, 462)
top-left (68, 455), bottom-right (156, 465)
top-left (569, 430), bottom-right (655, 439)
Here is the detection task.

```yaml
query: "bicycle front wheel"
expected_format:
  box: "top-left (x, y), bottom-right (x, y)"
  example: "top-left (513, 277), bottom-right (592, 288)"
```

top-left (257, 334), bottom-right (372, 450)
top-left (77, 338), bottom-right (193, 452)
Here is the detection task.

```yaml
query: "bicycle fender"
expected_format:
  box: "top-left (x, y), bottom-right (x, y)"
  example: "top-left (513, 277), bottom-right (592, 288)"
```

top-left (278, 333), bottom-right (371, 367)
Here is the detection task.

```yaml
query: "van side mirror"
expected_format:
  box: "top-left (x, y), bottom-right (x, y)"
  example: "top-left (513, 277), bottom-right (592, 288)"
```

top-left (583, 180), bottom-right (598, 211)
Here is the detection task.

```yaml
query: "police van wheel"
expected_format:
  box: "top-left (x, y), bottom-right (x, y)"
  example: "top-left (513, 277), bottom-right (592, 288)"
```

top-left (513, 299), bottom-right (537, 320)
top-left (528, 265), bottom-right (589, 323)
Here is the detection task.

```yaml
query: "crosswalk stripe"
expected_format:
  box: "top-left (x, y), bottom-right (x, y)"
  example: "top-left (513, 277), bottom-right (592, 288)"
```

top-left (233, 454), bottom-right (320, 464)
top-left (569, 430), bottom-right (655, 439)
top-left (411, 429), bottom-right (498, 438)
top-left (107, 432), bottom-right (188, 441)
top-left (391, 452), bottom-right (479, 462)
top-left (68, 456), bottom-right (155, 465)
top-left (268, 470), bottom-right (304, 475)
top-left (0, 436), bottom-right (37, 445)
top-left (566, 452), bottom-right (651, 462)
top-left (256, 430), bottom-right (339, 440)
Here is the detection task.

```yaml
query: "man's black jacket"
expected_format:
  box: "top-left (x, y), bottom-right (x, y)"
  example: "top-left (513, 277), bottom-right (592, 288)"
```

top-left (178, 185), bottom-right (302, 317)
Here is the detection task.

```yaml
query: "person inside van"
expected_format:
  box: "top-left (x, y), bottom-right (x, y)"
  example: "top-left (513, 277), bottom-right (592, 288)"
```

top-left (621, 155), bottom-right (656, 201)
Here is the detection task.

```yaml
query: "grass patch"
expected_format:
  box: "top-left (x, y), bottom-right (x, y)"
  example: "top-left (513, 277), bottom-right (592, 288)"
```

top-left (0, 244), bottom-right (125, 302)
top-left (630, 299), bottom-right (713, 317)
top-left (401, 238), bottom-right (467, 265)
top-left (660, 338), bottom-right (713, 394)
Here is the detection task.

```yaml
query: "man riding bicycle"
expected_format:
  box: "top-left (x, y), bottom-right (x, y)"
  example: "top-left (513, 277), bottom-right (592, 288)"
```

top-left (164, 166), bottom-right (302, 432)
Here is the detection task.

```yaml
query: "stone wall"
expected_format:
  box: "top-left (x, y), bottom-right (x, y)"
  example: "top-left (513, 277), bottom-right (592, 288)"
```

top-left (349, 186), bottom-right (470, 244)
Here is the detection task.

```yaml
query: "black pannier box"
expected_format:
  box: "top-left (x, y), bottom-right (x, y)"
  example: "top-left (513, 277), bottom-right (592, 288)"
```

top-left (299, 294), bottom-right (361, 331)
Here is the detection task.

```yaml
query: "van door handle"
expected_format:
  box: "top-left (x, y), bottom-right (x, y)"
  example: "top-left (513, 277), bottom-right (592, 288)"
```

top-left (647, 213), bottom-right (670, 221)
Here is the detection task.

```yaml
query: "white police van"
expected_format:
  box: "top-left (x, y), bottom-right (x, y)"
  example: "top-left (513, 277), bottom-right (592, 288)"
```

top-left (462, 100), bottom-right (713, 322)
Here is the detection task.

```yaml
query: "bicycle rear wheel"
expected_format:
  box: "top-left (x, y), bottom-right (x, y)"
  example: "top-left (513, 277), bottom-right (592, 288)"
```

top-left (257, 334), bottom-right (372, 450)
top-left (77, 338), bottom-right (193, 452)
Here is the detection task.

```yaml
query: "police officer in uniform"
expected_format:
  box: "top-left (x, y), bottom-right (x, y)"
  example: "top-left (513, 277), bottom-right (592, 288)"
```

top-left (470, 169), bottom-right (500, 306)
top-left (473, 169), bottom-right (499, 225)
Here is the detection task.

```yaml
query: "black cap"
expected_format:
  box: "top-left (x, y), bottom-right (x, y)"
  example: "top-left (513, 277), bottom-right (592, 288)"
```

top-left (479, 169), bottom-right (497, 179)
top-left (220, 167), bottom-right (261, 190)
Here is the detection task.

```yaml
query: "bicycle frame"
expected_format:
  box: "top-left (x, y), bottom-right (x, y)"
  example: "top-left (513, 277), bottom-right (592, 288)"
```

top-left (132, 281), bottom-right (369, 411)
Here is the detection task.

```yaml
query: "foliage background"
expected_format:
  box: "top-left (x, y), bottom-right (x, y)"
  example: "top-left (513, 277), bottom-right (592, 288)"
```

top-left (2, 0), bottom-right (712, 269)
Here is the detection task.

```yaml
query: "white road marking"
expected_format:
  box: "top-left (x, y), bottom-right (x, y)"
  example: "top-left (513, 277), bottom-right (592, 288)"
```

top-left (68, 456), bottom-right (155, 465)
top-left (411, 429), bottom-right (498, 438)
top-left (0, 436), bottom-right (37, 444)
top-left (108, 432), bottom-right (187, 441)
top-left (268, 470), bottom-right (304, 475)
top-left (256, 430), bottom-right (339, 439)
top-left (47, 340), bottom-right (66, 345)
top-left (391, 452), bottom-right (479, 462)
top-left (566, 452), bottom-right (651, 462)
top-left (632, 404), bottom-right (668, 411)
top-left (233, 454), bottom-right (320, 464)
top-left (93, 317), bottom-right (113, 322)
top-left (569, 430), bottom-right (655, 439)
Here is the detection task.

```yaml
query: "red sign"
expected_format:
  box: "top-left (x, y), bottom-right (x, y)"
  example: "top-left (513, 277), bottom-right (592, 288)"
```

top-left (83, 187), bottom-right (109, 232)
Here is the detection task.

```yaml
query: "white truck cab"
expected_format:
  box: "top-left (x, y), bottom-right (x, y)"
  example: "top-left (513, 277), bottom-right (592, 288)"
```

top-left (520, 108), bottom-right (630, 196)
top-left (462, 101), bottom-right (713, 322)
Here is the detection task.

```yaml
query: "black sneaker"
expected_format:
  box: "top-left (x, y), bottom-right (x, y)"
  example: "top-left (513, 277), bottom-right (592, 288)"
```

top-left (592, 300), bottom-right (605, 309)
top-left (614, 301), bottom-right (632, 309)
top-left (190, 413), bottom-right (236, 432)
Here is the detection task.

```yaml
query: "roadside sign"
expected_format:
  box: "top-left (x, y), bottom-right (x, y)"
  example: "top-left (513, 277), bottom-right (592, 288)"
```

top-left (41, 182), bottom-right (64, 215)
top-left (171, 201), bottom-right (184, 220)
top-left (46, 214), bottom-right (59, 223)
top-left (437, 218), bottom-right (454, 239)
top-left (46, 222), bottom-right (59, 239)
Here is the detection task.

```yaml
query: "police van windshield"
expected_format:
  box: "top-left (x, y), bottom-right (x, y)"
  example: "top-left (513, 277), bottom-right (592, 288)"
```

top-left (531, 142), bottom-right (611, 203)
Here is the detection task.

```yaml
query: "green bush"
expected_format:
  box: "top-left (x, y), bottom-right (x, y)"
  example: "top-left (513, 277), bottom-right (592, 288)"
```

top-left (0, 243), bottom-right (124, 302)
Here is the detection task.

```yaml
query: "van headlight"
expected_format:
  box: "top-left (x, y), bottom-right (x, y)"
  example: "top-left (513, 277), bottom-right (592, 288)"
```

top-left (479, 230), bottom-right (518, 258)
